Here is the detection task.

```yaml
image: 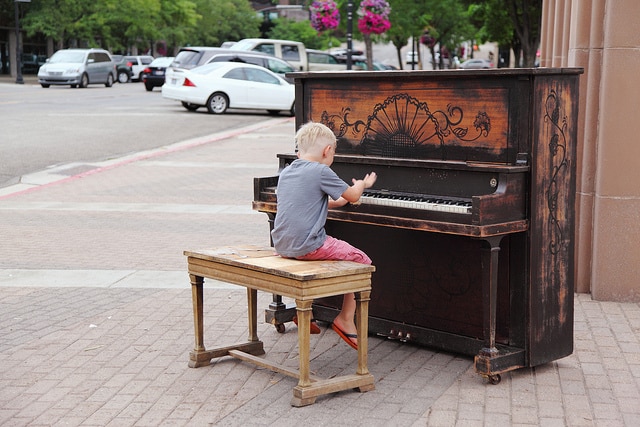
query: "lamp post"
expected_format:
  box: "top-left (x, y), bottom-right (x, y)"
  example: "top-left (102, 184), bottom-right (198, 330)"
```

top-left (346, 0), bottom-right (353, 70)
top-left (14, 0), bottom-right (23, 84)
top-left (14, 0), bottom-right (30, 85)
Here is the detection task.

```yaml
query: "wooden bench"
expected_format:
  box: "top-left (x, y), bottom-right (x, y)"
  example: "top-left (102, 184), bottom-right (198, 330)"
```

top-left (184, 245), bottom-right (376, 407)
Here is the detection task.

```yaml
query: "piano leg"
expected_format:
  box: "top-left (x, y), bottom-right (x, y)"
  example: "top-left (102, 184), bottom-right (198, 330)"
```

top-left (475, 235), bottom-right (504, 384)
top-left (265, 294), bottom-right (297, 333)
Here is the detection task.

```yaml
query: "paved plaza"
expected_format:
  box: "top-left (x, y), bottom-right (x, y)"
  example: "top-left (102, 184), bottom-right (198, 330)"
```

top-left (1, 116), bottom-right (639, 426)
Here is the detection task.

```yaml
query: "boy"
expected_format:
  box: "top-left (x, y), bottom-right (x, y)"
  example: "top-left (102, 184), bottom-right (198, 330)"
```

top-left (271, 122), bottom-right (377, 350)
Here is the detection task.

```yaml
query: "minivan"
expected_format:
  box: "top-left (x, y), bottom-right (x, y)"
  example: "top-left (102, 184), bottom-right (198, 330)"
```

top-left (38, 48), bottom-right (115, 88)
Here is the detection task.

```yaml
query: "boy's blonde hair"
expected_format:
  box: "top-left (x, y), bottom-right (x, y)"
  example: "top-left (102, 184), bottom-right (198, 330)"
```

top-left (295, 122), bottom-right (336, 156)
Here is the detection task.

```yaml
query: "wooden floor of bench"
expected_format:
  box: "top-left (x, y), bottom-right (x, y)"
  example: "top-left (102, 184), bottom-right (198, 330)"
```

top-left (184, 245), bottom-right (376, 407)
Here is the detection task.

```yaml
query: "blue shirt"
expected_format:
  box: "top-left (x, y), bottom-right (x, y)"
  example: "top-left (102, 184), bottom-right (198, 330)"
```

top-left (271, 159), bottom-right (348, 257)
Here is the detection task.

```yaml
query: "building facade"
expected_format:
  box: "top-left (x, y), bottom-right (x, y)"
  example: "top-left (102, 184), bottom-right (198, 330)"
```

top-left (541, 0), bottom-right (640, 301)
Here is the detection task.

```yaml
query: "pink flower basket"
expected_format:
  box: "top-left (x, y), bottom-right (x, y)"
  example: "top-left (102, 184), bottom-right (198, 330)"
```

top-left (357, 0), bottom-right (391, 35)
top-left (310, 0), bottom-right (340, 33)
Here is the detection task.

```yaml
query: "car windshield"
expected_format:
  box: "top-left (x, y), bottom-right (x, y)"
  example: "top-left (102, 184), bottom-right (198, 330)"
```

top-left (150, 57), bottom-right (174, 67)
top-left (49, 51), bottom-right (86, 64)
top-left (267, 59), bottom-right (294, 74)
top-left (172, 50), bottom-right (203, 67)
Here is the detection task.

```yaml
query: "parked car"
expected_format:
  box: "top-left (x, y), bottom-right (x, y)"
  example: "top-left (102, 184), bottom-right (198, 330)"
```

top-left (111, 55), bottom-right (131, 83)
top-left (168, 47), bottom-right (229, 71)
top-left (141, 57), bottom-right (174, 91)
top-left (352, 60), bottom-right (395, 71)
top-left (37, 48), bottom-right (115, 88)
top-left (232, 38), bottom-right (308, 71)
top-left (166, 47), bottom-right (296, 83)
top-left (162, 62), bottom-right (295, 115)
top-left (21, 54), bottom-right (47, 74)
top-left (305, 49), bottom-right (346, 71)
top-left (459, 58), bottom-right (494, 69)
top-left (329, 49), bottom-right (364, 63)
top-left (121, 55), bottom-right (154, 82)
top-left (406, 51), bottom-right (418, 64)
top-left (204, 51), bottom-right (296, 82)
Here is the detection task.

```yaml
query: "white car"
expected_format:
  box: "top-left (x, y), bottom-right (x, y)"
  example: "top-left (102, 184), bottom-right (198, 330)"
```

top-left (459, 58), bottom-right (494, 69)
top-left (162, 62), bottom-right (295, 115)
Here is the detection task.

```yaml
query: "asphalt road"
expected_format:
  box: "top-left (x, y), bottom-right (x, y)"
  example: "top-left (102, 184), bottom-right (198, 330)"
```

top-left (0, 79), bottom-right (278, 188)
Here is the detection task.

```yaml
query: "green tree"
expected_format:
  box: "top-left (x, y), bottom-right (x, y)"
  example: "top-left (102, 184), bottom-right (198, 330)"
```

top-left (156, 0), bottom-right (201, 54)
top-left (21, 0), bottom-right (93, 49)
top-left (91, 0), bottom-right (163, 53)
top-left (465, 0), bottom-right (542, 67)
top-left (18, 0), bottom-right (259, 56)
top-left (385, 0), bottom-right (424, 70)
top-left (188, 0), bottom-right (261, 48)
top-left (420, 0), bottom-right (475, 69)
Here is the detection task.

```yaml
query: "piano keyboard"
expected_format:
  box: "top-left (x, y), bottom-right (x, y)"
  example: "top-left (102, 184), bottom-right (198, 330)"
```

top-left (359, 190), bottom-right (472, 214)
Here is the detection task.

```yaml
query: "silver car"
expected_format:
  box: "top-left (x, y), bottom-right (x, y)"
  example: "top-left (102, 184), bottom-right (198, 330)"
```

top-left (38, 48), bottom-right (115, 88)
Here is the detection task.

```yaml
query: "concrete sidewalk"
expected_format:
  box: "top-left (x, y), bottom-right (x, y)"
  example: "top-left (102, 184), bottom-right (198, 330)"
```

top-left (1, 119), bottom-right (639, 426)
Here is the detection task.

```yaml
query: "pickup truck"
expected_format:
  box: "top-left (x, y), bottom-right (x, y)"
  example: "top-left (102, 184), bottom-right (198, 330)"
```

top-left (232, 38), bottom-right (346, 72)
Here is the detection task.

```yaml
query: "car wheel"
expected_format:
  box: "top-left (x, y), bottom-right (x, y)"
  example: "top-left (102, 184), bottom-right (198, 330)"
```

top-left (105, 73), bottom-right (114, 87)
top-left (145, 83), bottom-right (153, 92)
top-left (207, 92), bottom-right (228, 114)
top-left (181, 102), bottom-right (200, 111)
top-left (71, 84), bottom-right (77, 88)
top-left (40, 84), bottom-right (50, 88)
top-left (118, 71), bottom-right (130, 83)
top-left (79, 73), bottom-right (89, 88)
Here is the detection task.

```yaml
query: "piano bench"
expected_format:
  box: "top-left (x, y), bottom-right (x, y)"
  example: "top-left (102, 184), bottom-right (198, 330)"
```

top-left (183, 245), bottom-right (376, 407)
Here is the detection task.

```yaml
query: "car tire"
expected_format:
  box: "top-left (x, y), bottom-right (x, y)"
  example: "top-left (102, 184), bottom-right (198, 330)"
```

top-left (105, 73), bottom-right (114, 87)
top-left (79, 73), bottom-right (89, 88)
top-left (40, 84), bottom-right (50, 88)
top-left (145, 83), bottom-right (154, 92)
top-left (118, 71), bottom-right (130, 83)
top-left (206, 92), bottom-right (228, 114)
top-left (181, 102), bottom-right (200, 111)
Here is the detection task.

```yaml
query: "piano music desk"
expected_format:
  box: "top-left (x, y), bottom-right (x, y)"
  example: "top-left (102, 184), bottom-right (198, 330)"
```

top-left (184, 245), bottom-right (376, 407)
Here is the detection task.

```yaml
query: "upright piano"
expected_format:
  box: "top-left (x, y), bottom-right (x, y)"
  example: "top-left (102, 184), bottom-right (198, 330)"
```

top-left (253, 68), bottom-right (582, 382)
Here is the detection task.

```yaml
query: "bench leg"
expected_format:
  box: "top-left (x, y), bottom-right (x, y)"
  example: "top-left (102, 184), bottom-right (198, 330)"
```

top-left (189, 274), bottom-right (208, 368)
top-left (188, 275), bottom-right (264, 368)
top-left (355, 290), bottom-right (374, 391)
top-left (291, 292), bottom-right (375, 406)
top-left (292, 299), bottom-right (315, 406)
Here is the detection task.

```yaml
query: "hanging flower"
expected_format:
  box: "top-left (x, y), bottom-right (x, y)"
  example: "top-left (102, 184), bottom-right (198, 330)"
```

top-left (357, 0), bottom-right (391, 35)
top-left (309, 0), bottom-right (340, 33)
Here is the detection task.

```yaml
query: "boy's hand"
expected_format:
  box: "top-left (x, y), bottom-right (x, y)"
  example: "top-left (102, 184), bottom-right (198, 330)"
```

top-left (354, 172), bottom-right (377, 189)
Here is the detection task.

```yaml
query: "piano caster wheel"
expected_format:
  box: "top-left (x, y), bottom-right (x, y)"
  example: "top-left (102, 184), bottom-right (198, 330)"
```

top-left (274, 323), bottom-right (286, 334)
top-left (488, 374), bottom-right (501, 385)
